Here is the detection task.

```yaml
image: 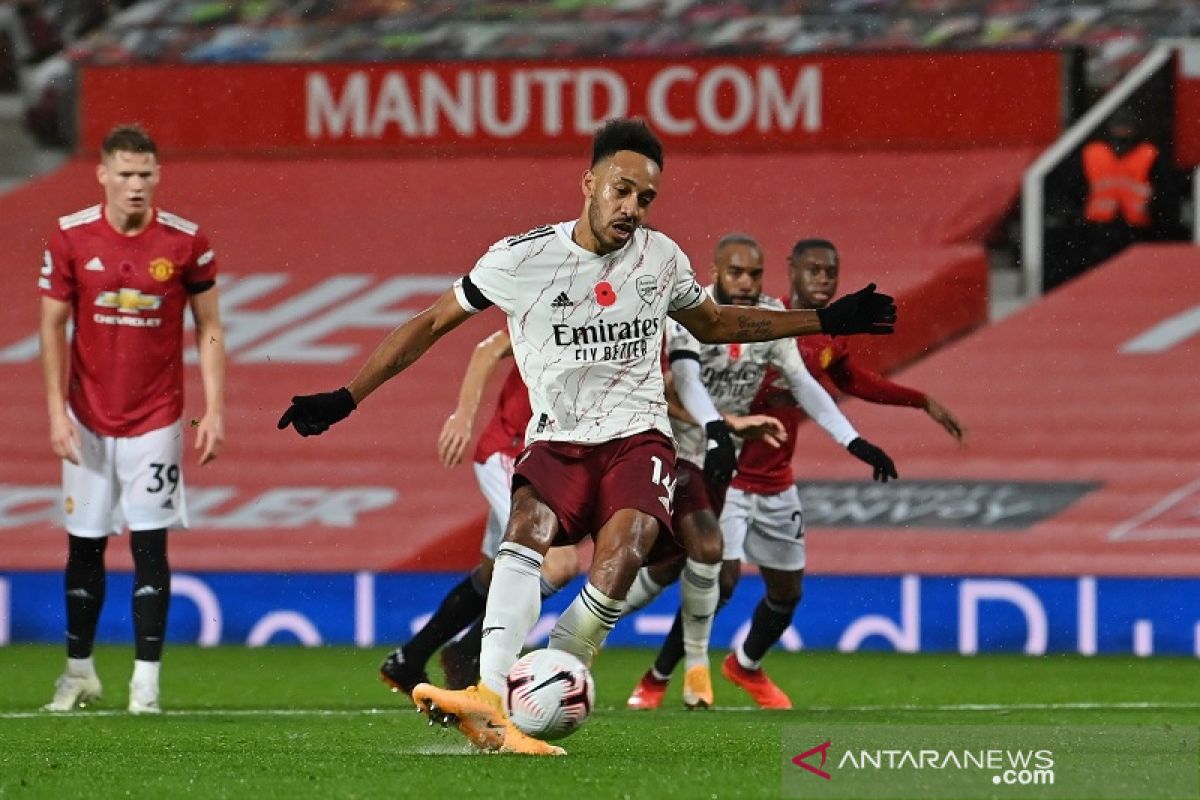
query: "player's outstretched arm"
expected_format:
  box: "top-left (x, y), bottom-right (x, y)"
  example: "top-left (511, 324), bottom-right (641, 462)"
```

top-left (725, 414), bottom-right (787, 448)
top-left (825, 356), bottom-right (966, 444)
top-left (670, 284), bottom-right (896, 344)
top-left (438, 330), bottom-right (513, 467)
top-left (663, 371), bottom-right (697, 424)
top-left (278, 287), bottom-right (472, 437)
top-left (924, 396), bottom-right (966, 443)
top-left (781, 354), bottom-right (860, 448)
top-left (847, 438), bottom-right (899, 483)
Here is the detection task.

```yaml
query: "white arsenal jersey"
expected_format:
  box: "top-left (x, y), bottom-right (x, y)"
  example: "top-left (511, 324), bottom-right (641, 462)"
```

top-left (454, 221), bottom-right (705, 445)
top-left (668, 288), bottom-right (858, 466)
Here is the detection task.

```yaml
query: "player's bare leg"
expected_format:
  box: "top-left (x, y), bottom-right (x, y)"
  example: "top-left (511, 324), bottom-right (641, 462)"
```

top-left (722, 567), bottom-right (800, 710)
top-left (549, 508), bottom-right (658, 667)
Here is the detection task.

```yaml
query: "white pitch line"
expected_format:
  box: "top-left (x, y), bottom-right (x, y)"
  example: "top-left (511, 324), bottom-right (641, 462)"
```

top-left (0, 708), bottom-right (399, 720)
top-left (709, 701), bottom-right (1200, 713)
top-left (3, 701), bottom-right (1199, 720)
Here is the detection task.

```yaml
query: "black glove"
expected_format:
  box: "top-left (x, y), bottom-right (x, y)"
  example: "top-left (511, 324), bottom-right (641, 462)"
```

top-left (703, 419), bottom-right (737, 489)
top-left (815, 283), bottom-right (896, 336)
top-left (847, 437), bottom-right (898, 483)
top-left (277, 388), bottom-right (356, 437)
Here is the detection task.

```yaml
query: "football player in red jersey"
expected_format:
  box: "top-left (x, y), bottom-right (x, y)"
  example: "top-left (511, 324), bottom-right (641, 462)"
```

top-left (39, 124), bottom-right (226, 715)
top-left (629, 238), bottom-right (963, 710)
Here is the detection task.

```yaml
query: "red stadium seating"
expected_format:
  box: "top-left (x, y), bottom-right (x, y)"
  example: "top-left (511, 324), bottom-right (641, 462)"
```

top-left (789, 244), bottom-right (1200, 576)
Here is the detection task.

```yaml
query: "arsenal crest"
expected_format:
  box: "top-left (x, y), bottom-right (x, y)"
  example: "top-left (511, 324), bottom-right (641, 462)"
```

top-left (636, 275), bottom-right (657, 304)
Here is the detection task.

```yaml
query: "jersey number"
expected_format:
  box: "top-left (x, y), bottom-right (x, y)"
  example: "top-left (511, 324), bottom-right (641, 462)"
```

top-left (650, 455), bottom-right (677, 509)
top-left (791, 509), bottom-right (805, 540)
top-left (147, 463), bottom-right (180, 494)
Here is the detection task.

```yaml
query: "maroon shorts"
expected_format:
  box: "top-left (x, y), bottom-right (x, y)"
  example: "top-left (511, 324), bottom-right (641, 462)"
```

top-left (513, 429), bottom-right (678, 549)
top-left (673, 459), bottom-right (730, 520)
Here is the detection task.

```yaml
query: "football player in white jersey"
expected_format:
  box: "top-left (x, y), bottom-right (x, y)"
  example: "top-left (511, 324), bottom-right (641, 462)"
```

top-left (279, 118), bottom-right (896, 755)
top-left (622, 233), bottom-right (896, 711)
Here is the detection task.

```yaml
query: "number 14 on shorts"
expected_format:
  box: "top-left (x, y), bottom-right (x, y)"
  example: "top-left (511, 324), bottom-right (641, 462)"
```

top-left (650, 455), bottom-right (676, 514)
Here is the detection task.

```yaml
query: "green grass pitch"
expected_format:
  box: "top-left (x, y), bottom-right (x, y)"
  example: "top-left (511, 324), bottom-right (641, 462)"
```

top-left (1, 645), bottom-right (1196, 798)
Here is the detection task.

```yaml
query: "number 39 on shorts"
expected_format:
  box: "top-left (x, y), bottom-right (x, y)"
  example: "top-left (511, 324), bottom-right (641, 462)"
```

top-left (146, 462), bottom-right (180, 494)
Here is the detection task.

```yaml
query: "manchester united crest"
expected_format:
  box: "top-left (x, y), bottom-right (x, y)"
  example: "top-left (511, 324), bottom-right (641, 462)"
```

top-left (148, 257), bottom-right (175, 282)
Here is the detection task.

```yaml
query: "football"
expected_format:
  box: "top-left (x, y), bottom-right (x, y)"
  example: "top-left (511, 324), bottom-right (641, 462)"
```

top-left (504, 648), bottom-right (595, 741)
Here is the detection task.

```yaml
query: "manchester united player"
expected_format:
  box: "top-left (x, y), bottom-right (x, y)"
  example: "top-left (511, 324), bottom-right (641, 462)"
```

top-left (631, 237), bottom-right (963, 710)
top-left (279, 119), bottom-right (896, 755)
top-left (39, 124), bottom-right (226, 714)
top-left (378, 329), bottom-right (578, 695)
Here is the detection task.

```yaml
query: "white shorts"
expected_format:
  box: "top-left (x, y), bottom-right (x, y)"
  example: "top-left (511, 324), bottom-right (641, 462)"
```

top-left (474, 451), bottom-right (515, 559)
top-left (63, 415), bottom-right (188, 538)
top-left (718, 485), bottom-right (806, 571)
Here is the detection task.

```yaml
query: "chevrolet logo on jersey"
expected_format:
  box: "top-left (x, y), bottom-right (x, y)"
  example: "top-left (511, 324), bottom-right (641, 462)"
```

top-left (95, 288), bottom-right (163, 314)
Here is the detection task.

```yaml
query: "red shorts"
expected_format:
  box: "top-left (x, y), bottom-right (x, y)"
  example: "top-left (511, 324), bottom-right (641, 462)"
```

top-left (513, 430), bottom-right (677, 550)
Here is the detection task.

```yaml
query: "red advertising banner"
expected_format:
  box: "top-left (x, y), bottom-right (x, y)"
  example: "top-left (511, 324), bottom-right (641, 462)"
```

top-left (80, 51), bottom-right (1063, 156)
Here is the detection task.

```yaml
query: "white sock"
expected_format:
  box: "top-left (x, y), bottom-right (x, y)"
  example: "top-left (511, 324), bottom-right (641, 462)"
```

top-left (479, 542), bottom-right (544, 695)
top-left (621, 567), bottom-right (665, 613)
top-left (681, 558), bottom-right (720, 670)
top-left (736, 643), bottom-right (762, 672)
top-left (67, 657), bottom-right (96, 677)
top-left (132, 660), bottom-right (160, 687)
top-left (549, 582), bottom-right (625, 667)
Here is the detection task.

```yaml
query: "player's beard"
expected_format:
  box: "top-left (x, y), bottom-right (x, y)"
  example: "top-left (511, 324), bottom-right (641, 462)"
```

top-left (713, 282), bottom-right (758, 307)
top-left (587, 202), bottom-right (631, 254)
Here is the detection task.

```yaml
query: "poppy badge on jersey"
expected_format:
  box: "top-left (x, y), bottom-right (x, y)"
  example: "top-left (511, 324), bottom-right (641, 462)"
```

top-left (594, 281), bottom-right (616, 307)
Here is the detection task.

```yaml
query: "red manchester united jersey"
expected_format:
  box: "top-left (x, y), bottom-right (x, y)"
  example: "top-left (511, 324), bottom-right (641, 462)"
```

top-left (473, 364), bottom-right (533, 463)
top-left (39, 205), bottom-right (217, 437)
